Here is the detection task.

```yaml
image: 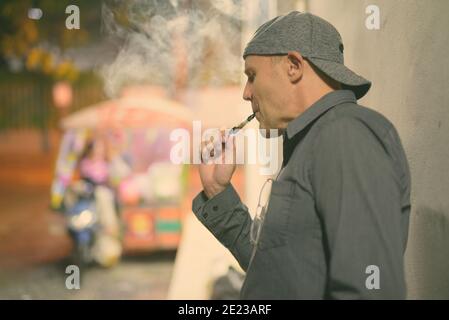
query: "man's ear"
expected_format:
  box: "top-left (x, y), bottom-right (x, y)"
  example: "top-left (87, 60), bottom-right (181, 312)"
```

top-left (286, 51), bottom-right (304, 83)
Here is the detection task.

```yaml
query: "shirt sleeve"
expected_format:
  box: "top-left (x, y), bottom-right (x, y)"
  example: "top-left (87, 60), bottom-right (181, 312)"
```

top-left (192, 184), bottom-right (253, 272)
top-left (310, 117), bottom-right (407, 299)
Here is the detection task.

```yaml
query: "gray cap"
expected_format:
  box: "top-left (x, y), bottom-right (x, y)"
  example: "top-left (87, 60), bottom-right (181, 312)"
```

top-left (243, 11), bottom-right (371, 99)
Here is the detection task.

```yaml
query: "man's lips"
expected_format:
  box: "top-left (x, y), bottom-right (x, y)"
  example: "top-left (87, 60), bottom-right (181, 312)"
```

top-left (252, 103), bottom-right (260, 116)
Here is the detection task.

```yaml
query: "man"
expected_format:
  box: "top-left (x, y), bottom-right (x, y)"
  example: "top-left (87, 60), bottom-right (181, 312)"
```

top-left (192, 11), bottom-right (411, 299)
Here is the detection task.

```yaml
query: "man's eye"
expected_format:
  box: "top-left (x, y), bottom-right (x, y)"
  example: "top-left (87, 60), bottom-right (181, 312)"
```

top-left (248, 75), bottom-right (255, 83)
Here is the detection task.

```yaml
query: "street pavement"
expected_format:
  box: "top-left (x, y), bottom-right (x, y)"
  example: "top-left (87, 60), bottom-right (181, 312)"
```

top-left (0, 252), bottom-right (176, 300)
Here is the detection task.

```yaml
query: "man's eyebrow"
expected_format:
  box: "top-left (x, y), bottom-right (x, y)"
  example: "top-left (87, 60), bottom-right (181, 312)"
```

top-left (244, 67), bottom-right (255, 75)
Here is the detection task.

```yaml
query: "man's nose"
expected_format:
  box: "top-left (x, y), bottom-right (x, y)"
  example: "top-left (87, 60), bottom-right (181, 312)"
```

top-left (242, 82), bottom-right (252, 101)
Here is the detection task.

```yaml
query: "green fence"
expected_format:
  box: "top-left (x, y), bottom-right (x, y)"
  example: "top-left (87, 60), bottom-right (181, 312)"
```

top-left (0, 72), bottom-right (105, 131)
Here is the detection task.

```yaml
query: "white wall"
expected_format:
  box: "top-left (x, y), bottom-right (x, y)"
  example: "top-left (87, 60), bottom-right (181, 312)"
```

top-left (308, 0), bottom-right (449, 299)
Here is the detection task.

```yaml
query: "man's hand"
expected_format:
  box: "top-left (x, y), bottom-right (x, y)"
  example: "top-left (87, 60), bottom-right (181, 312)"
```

top-left (199, 130), bottom-right (237, 199)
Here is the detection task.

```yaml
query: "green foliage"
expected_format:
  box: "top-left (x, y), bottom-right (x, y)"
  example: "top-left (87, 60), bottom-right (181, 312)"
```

top-left (0, 0), bottom-right (102, 81)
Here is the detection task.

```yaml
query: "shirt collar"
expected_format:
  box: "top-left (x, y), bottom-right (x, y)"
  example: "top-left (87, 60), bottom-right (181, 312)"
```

top-left (285, 90), bottom-right (357, 139)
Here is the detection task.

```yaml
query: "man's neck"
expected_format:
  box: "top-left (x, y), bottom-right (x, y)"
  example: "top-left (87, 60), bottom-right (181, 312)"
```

top-left (300, 87), bottom-right (337, 113)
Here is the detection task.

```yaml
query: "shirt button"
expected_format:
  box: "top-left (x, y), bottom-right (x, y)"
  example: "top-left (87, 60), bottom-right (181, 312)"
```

top-left (212, 205), bottom-right (218, 211)
top-left (203, 212), bottom-right (209, 219)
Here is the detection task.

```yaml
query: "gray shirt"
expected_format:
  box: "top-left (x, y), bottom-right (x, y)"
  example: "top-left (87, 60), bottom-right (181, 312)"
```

top-left (192, 90), bottom-right (411, 299)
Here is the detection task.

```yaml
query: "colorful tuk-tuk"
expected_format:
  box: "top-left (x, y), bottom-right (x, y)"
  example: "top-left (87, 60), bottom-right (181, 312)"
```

top-left (51, 89), bottom-right (192, 259)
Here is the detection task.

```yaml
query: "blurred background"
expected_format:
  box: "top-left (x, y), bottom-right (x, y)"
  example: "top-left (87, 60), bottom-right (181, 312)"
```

top-left (1, 0), bottom-right (449, 300)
